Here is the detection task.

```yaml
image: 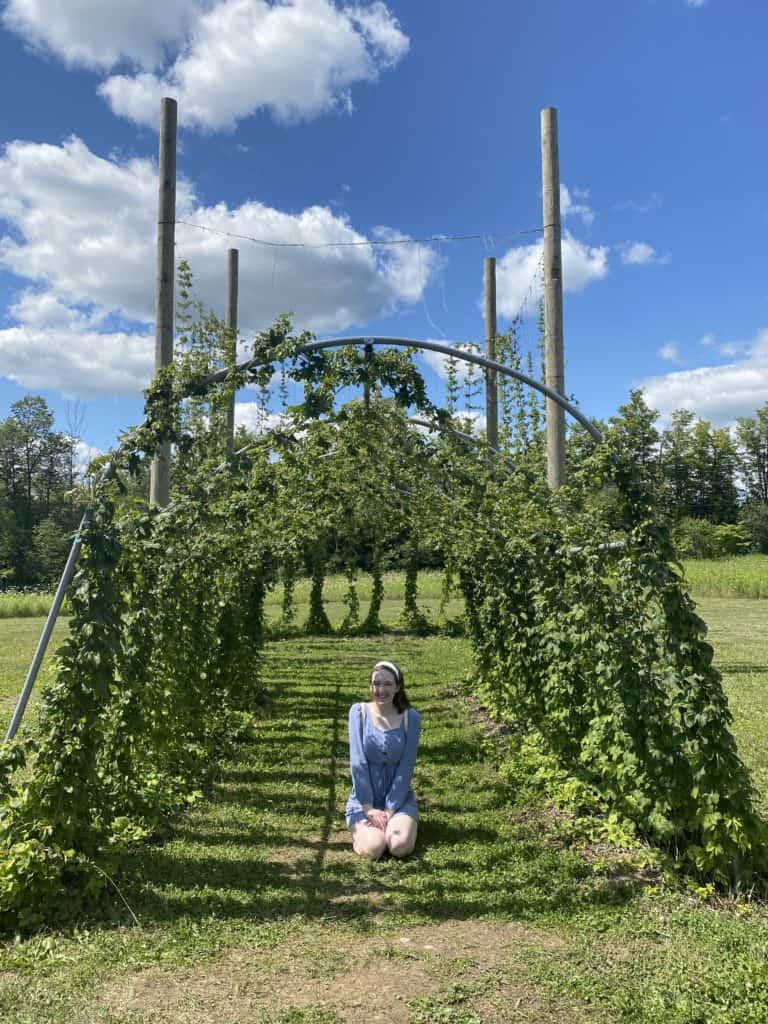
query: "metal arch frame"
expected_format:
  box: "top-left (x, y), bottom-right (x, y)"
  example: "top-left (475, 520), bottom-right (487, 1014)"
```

top-left (4, 336), bottom-right (600, 744)
top-left (197, 336), bottom-right (604, 444)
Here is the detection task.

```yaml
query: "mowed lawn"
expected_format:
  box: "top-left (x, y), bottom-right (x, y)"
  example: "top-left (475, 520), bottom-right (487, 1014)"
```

top-left (0, 585), bottom-right (766, 1023)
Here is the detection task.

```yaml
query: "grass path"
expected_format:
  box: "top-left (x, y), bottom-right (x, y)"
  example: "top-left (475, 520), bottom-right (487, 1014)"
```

top-left (2, 628), bottom-right (768, 1022)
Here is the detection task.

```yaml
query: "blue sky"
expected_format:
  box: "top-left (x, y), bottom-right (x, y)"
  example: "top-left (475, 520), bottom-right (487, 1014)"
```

top-left (0, 0), bottom-right (765, 457)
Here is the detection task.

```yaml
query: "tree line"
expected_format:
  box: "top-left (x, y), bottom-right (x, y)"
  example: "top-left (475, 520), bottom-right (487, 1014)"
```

top-left (0, 396), bottom-right (87, 587)
top-left (1, 385), bottom-right (768, 589)
top-left (590, 393), bottom-right (768, 558)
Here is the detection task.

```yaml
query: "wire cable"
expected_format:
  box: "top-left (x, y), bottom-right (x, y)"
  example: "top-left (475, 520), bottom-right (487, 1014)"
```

top-left (171, 219), bottom-right (550, 250)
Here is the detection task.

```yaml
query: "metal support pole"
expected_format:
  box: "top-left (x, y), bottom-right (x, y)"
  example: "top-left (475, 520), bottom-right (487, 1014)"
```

top-left (4, 463), bottom-right (114, 743)
top-left (225, 248), bottom-right (239, 454)
top-left (484, 257), bottom-right (499, 449)
top-left (541, 106), bottom-right (566, 490)
top-left (149, 97), bottom-right (177, 506)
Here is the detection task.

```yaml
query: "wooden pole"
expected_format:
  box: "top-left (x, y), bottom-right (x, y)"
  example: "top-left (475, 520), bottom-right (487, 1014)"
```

top-left (149, 97), bottom-right (177, 507)
top-left (484, 257), bottom-right (498, 449)
top-left (225, 247), bottom-right (239, 453)
top-left (541, 106), bottom-right (566, 490)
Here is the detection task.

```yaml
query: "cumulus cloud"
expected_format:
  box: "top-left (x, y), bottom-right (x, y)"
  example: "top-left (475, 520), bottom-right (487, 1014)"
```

top-left (495, 234), bottom-right (608, 319)
top-left (641, 329), bottom-right (768, 426)
top-left (0, 136), bottom-right (437, 397)
top-left (618, 241), bottom-right (657, 265)
top-left (98, 0), bottom-right (408, 130)
top-left (1, 0), bottom-right (202, 70)
top-left (560, 184), bottom-right (594, 227)
top-left (73, 440), bottom-right (105, 477)
top-left (4, 2), bottom-right (408, 131)
top-left (234, 403), bottom-right (289, 435)
top-left (418, 341), bottom-right (483, 388)
top-left (0, 316), bottom-right (154, 397)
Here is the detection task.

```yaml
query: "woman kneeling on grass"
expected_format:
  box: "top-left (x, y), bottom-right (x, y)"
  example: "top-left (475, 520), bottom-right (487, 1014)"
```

top-left (346, 660), bottom-right (421, 860)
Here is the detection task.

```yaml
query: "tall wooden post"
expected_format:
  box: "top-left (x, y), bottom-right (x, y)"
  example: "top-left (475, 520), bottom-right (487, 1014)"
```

top-left (225, 248), bottom-right (239, 453)
top-left (149, 97), bottom-right (177, 506)
top-left (541, 106), bottom-right (566, 490)
top-left (484, 257), bottom-right (498, 449)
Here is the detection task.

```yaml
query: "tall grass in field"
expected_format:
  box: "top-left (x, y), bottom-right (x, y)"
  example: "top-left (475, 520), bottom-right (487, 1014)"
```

top-left (682, 554), bottom-right (768, 599)
top-left (0, 591), bottom-right (57, 619)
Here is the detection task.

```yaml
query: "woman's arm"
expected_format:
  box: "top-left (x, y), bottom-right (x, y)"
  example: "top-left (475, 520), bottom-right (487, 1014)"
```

top-left (348, 703), bottom-right (374, 809)
top-left (385, 710), bottom-right (421, 815)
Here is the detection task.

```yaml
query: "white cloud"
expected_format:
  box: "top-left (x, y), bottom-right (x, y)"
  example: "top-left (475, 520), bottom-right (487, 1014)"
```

top-left (0, 291), bottom-right (152, 397)
top-left (348, 2), bottom-right (409, 64)
top-left (696, 333), bottom-right (750, 358)
top-left (561, 235), bottom-right (609, 291)
top-left (618, 241), bottom-right (657, 265)
top-left (4, 2), bottom-right (408, 131)
top-left (685, 0), bottom-right (707, 8)
top-left (234, 404), bottom-right (289, 435)
top-left (73, 440), bottom-right (104, 477)
top-left (640, 329), bottom-right (768, 426)
top-left (495, 234), bottom-right (608, 319)
top-left (560, 184), bottom-right (594, 227)
top-left (453, 409), bottom-right (487, 435)
top-left (1, 0), bottom-right (202, 70)
top-left (418, 341), bottom-right (483, 388)
top-left (98, 0), bottom-right (408, 130)
top-left (0, 320), bottom-right (154, 397)
top-left (658, 342), bottom-right (681, 363)
top-left (0, 136), bottom-right (437, 397)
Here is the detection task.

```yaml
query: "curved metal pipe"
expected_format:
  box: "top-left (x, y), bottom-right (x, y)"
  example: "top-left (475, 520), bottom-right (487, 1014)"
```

top-left (191, 336), bottom-right (604, 444)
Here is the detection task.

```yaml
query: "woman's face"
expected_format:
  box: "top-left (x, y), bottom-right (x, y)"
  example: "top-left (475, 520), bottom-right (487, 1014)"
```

top-left (370, 668), bottom-right (399, 706)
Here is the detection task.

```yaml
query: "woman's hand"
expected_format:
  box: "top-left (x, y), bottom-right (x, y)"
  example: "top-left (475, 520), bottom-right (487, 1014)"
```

top-left (365, 808), bottom-right (389, 831)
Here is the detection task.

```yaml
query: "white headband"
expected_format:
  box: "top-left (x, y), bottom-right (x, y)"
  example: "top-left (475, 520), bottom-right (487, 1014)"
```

top-left (373, 660), bottom-right (401, 685)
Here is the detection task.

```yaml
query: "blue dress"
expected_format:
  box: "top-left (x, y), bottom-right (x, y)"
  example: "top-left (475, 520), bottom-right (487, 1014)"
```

top-left (346, 702), bottom-right (421, 827)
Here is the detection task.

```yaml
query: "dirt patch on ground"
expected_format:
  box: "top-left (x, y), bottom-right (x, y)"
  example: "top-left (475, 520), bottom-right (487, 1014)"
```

top-left (97, 919), bottom-right (572, 1024)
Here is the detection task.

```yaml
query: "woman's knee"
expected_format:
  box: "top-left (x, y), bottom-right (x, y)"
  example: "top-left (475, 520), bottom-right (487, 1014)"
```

top-left (388, 835), bottom-right (416, 858)
top-left (352, 825), bottom-right (388, 860)
top-left (386, 816), bottom-right (417, 858)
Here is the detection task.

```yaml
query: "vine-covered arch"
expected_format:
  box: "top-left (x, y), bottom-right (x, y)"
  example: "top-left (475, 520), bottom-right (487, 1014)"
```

top-left (1, 316), bottom-right (765, 932)
top-left (198, 335), bottom-right (604, 444)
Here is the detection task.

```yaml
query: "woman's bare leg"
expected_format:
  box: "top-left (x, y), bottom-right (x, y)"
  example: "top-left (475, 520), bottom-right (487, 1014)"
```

top-left (386, 813), bottom-right (418, 858)
top-left (351, 821), bottom-right (388, 860)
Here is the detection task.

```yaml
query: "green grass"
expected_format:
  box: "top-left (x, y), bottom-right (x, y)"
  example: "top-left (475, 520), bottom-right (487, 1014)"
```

top-left (0, 595), bottom-right (767, 1022)
top-left (0, 616), bottom-right (69, 736)
top-left (682, 554), bottom-right (768, 599)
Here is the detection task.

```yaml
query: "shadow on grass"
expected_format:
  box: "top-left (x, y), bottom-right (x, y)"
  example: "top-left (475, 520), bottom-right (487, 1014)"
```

top-left (114, 638), bottom-right (641, 936)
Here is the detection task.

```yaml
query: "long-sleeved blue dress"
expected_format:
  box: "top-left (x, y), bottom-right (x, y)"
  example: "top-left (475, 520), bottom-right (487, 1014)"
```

top-left (345, 702), bottom-right (421, 827)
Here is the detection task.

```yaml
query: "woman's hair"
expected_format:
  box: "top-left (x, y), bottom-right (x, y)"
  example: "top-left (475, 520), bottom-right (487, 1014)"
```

top-left (371, 660), bottom-right (411, 712)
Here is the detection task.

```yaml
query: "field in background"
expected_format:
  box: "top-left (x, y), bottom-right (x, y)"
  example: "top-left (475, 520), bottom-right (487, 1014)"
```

top-left (2, 554), bottom-right (766, 621)
top-left (681, 554), bottom-right (768, 598)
